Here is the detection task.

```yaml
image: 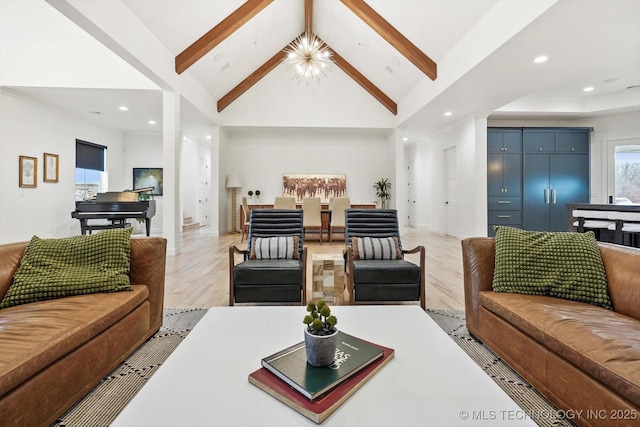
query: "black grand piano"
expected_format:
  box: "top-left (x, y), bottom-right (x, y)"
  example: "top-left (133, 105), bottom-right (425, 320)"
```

top-left (72, 190), bottom-right (156, 236)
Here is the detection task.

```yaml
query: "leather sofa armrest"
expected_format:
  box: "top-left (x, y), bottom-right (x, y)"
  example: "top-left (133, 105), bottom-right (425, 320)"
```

top-left (129, 238), bottom-right (167, 332)
top-left (461, 237), bottom-right (495, 336)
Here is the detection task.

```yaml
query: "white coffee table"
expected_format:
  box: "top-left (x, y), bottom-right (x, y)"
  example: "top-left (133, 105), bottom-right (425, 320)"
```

top-left (112, 306), bottom-right (537, 426)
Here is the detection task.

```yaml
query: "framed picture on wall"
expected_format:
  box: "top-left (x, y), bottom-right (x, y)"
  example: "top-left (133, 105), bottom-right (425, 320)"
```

top-left (19, 155), bottom-right (37, 188)
top-left (282, 174), bottom-right (346, 203)
top-left (43, 153), bottom-right (59, 183)
top-left (133, 168), bottom-right (163, 195)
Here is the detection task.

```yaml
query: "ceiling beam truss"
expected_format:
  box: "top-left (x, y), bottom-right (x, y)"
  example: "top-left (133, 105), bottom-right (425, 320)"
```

top-left (175, 0), bottom-right (274, 74)
top-left (340, 0), bottom-right (437, 80)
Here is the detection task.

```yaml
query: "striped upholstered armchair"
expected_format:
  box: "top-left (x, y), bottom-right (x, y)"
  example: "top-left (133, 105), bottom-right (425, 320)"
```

top-left (344, 209), bottom-right (425, 309)
top-left (229, 209), bottom-right (307, 305)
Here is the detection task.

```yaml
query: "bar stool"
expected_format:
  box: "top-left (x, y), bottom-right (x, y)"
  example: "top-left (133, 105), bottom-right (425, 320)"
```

top-left (607, 211), bottom-right (640, 247)
top-left (572, 210), bottom-right (615, 240)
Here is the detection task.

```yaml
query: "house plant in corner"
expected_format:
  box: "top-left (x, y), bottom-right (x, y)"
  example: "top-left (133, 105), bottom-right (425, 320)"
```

top-left (374, 178), bottom-right (391, 208)
top-left (303, 300), bottom-right (338, 367)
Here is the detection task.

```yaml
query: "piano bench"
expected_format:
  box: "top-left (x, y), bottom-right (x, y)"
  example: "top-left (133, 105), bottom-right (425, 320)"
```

top-left (85, 222), bottom-right (132, 235)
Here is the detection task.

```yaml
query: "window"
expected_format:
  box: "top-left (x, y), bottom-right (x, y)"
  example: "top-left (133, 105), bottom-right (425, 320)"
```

top-left (75, 139), bottom-right (107, 200)
top-left (615, 146), bottom-right (640, 203)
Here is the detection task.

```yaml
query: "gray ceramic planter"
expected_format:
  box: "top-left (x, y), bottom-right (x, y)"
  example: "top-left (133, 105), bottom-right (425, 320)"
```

top-left (304, 328), bottom-right (338, 367)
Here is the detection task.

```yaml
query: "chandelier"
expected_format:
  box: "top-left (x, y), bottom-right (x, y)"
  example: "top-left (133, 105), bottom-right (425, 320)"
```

top-left (283, 33), bottom-right (332, 85)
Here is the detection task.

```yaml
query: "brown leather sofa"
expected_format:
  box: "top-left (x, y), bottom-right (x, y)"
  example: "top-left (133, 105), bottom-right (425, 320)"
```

top-left (0, 237), bottom-right (167, 427)
top-left (462, 237), bottom-right (640, 427)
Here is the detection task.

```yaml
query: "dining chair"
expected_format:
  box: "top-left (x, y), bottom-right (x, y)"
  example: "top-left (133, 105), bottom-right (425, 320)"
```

top-left (344, 209), bottom-right (425, 309)
top-left (329, 197), bottom-right (350, 244)
top-left (240, 197), bottom-right (250, 242)
top-left (302, 197), bottom-right (323, 244)
top-left (229, 209), bottom-right (307, 305)
top-left (274, 197), bottom-right (296, 209)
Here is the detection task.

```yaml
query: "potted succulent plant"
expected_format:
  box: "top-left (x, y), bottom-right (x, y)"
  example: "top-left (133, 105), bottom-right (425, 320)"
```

top-left (303, 300), bottom-right (338, 367)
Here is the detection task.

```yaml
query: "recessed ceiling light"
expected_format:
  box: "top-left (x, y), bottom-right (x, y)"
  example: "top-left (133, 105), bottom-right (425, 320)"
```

top-left (119, 106), bottom-right (128, 111)
top-left (214, 52), bottom-right (224, 62)
top-left (206, 136), bottom-right (212, 140)
top-left (402, 137), bottom-right (408, 141)
top-left (148, 120), bottom-right (156, 125)
top-left (444, 111), bottom-right (453, 116)
top-left (583, 86), bottom-right (594, 92)
top-left (534, 56), bottom-right (548, 63)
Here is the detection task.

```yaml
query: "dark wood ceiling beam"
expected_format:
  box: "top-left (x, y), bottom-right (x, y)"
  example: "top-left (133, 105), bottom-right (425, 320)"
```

top-left (328, 46), bottom-right (397, 115)
top-left (340, 0), bottom-right (437, 80)
top-left (175, 0), bottom-right (274, 74)
top-left (305, 0), bottom-right (313, 36)
top-left (217, 48), bottom-right (288, 112)
top-left (218, 31), bottom-right (397, 115)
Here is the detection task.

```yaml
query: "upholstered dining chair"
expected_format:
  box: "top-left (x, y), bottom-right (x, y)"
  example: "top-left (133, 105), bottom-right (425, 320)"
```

top-left (329, 197), bottom-right (350, 244)
top-left (302, 197), bottom-right (323, 244)
top-left (274, 197), bottom-right (296, 209)
top-left (344, 209), bottom-right (425, 309)
top-left (240, 197), bottom-right (250, 243)
top-left (229, 209), bottom-right (307, 305)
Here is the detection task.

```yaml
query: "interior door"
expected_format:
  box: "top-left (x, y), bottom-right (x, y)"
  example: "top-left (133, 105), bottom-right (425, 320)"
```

top-left (523, 154), bottom-right (550, 231)
top-left (445, 146), bottom-right (458, 237)
top-left (196, 158), bottom-right (209, 227)
top-left (550, 153), bottom-right (589, 231)
top-left (406, 159), bottom-right (416, 227)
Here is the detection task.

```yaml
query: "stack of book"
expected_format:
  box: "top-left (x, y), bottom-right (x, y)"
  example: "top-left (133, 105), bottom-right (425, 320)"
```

top-left (248, 331), bottom-right (394, 423)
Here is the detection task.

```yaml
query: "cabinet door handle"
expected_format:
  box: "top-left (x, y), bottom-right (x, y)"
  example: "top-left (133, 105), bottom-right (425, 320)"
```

top-left (544, 189), bottom-right (549, 204)
top-left (498, 215), bottom-right (511, 218)
top-left (497, 200), bottom-right (511, 204)
top-left (551, 189), bottom-right (557, 204)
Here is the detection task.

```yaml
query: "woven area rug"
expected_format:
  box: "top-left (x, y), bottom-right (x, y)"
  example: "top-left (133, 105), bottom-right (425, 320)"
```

top-left (427, 309), bottom-right (575, 427)
top-left (53, 308), bottom-right (575, 427)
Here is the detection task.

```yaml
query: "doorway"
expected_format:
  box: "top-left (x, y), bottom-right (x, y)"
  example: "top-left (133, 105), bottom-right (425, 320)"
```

top-left (196, 157), bottom-right (209, 227)
top-left (445, 146), bottom-right (458, 237)
top-left (606, 139), bottom-right (640, 204)
top-left (406, 157), bottom-right (416, 227)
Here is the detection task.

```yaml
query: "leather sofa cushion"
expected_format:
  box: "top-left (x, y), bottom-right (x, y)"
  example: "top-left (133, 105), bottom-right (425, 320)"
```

top-left (233, 259), bottom-right (302, 285)
top-left (0, 285), bottom-right (148, 397)
top-left (353, 260), bottom-right (421, 284)
top-left (480, 291), bottom-right (640, 406)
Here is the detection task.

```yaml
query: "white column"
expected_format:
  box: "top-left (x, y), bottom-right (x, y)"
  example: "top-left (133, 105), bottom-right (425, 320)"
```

top-left (163, 90), bottom-right (181, 255)
top-left (207, 126), bottom-right (221, 235)
top-left (393, 128), bottom-right (407, 227)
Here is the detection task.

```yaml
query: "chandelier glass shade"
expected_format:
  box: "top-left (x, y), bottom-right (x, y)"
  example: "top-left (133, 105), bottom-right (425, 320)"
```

top-left (283, 33), bottom-right (332, 85)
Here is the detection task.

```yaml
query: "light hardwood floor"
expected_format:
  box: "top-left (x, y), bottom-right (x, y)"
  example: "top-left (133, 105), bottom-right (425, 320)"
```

top-left (162, 227), bottom-right (465, 311)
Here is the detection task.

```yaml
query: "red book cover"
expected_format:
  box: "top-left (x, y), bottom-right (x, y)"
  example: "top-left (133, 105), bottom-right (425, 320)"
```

top-left (249, 344), bottom-right (394, 424)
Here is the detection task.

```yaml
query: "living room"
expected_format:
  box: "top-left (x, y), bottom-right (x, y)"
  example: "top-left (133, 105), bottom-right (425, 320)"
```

top-left (1, 1), bottom-right (640, 426)
top-left (1, 0), bottom-right (639, 253)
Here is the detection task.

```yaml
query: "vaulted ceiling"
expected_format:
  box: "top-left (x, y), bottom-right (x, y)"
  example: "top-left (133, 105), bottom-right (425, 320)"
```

top-left (2, 0), bottom-right (639, 142)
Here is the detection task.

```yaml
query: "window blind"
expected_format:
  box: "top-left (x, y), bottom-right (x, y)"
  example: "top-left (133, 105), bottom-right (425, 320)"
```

top-left (76, 139), bottom-right (106, 171)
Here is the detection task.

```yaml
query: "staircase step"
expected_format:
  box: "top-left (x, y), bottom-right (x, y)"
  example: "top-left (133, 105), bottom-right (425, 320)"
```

top-left (183, 217), bottom-right (194, 225)
top-left (182, 222), bottom-right (200, 232)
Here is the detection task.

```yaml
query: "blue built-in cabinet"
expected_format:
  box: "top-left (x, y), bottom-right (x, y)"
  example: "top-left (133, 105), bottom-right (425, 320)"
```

top-left (487, 128), bottom-right (522, 236)
top-left (487, 127), bottom-right (590, 236)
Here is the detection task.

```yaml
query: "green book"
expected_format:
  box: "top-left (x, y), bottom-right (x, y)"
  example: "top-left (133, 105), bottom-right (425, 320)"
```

top-left (261, 331), bottom-right (384, 400)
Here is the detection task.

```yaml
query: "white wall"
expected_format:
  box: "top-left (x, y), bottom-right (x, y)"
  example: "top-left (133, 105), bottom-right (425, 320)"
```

top-left (221, 127), bottom-right (392, 232)
top-left (123, 132), bottom-right (164, 235)
top-left (0, 90), bottom-right (126, 243)
top-left (415, 117), bottom-right (484, 239)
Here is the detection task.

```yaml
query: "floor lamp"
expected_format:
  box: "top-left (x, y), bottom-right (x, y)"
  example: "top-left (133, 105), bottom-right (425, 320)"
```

top-left (226, 174), bottom-right (242, 233)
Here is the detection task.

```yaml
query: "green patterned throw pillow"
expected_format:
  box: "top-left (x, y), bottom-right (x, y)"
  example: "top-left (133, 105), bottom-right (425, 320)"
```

top-left (493, 226), bottom-right (612, 309)
top-left (0, 228), bottom-right (133, 309)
